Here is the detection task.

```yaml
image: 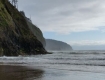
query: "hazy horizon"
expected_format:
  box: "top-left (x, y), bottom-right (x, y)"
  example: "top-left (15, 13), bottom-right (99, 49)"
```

top-left (15, 0), bottom-right (105, 50)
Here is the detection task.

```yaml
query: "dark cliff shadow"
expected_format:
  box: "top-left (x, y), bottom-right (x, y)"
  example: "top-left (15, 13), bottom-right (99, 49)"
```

top-left (0, 65), bottom-right (44, 80)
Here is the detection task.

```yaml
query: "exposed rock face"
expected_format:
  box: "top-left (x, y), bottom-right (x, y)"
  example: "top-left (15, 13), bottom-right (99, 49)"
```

top-left (45, 39), bottom-right (73, 51)
top-left (0, 0), bottom-right (47, 56)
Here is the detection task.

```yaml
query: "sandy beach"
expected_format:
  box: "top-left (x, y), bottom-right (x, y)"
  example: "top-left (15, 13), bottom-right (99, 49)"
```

top-left (0, 51), bottom-right (105, 80)
top-left (0, 65), bottom-right (105, 80)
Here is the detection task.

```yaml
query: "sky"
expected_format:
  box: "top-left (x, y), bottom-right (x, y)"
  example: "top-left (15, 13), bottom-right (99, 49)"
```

top-left (13, 0), bottom-right (105, 50)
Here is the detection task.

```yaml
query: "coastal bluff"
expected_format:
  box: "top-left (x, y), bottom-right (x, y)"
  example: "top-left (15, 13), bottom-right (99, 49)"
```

top-left (45, 39), bottom-right (73, 51)
top-left (21, 11), bottom-right (46, 47)
top-left (0, 0), bottom-right (47, 56)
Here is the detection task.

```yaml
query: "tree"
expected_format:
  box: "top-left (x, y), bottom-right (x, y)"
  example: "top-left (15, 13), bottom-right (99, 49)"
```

top-left (12, 0), bottom-right (18, 8)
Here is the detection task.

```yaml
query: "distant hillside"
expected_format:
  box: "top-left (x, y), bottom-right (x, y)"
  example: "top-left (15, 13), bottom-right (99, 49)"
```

top-left (45, 39), bottom-right (73, 51)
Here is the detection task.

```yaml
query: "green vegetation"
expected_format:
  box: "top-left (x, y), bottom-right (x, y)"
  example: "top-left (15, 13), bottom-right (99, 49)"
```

top-left (0, 0), bottom-right (47, 56)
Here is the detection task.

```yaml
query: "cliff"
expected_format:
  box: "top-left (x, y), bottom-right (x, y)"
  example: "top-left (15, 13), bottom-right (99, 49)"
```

top-left (0, 0), bottom-right (47, 56)
top-left (26, 17), bottom-right (46, 47)
top-left (20, 11), bottom-right (46, 47)
top-left (45, 39), bottom-right (73, 51)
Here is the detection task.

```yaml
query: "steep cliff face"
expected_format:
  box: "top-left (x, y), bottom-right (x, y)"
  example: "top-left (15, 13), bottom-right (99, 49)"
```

top-left (20, 11), bottom-right (46, 47)
top-left (0, 0), bottom-right (47, 56)
top-left (45, 39), bottom-right (73, 51)
top-left (26, 17), bottom-right (46, 47)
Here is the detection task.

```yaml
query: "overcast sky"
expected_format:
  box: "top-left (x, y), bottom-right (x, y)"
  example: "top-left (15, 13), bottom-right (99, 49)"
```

top-left (16, 0), bottom-right (105, 50)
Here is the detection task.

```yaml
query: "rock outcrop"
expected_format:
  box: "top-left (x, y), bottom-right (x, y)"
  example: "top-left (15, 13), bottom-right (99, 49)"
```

top-left (45, 39), bottom-right (73, 51)
top-left (0, 0), bottom-right (47, 56)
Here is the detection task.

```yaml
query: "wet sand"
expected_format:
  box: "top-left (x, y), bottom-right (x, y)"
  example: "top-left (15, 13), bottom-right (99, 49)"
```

top-left (0, 50), bottom-right (105, 80)
top-left (0, 65), bottom-right (105, 80)
top-left (0, 65), bottom-right (44, 80)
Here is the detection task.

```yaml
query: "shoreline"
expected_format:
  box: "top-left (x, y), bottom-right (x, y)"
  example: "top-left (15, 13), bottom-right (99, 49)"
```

top-left (0, 50), bottom-right (105, 80)
top-left (0, 64), bottom-right (105, 80)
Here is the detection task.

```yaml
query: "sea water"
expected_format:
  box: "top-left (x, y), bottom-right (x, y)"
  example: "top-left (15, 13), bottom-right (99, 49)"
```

top-left (0, 50), bottom-right (105, 80)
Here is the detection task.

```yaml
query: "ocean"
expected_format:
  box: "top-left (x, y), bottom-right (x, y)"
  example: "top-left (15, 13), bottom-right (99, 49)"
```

top-left (0, 50), bottom-right (105, 80)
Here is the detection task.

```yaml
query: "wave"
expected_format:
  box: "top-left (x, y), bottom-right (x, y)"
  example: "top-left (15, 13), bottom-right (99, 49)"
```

top-left (0, 50), bottom-right (105, 73)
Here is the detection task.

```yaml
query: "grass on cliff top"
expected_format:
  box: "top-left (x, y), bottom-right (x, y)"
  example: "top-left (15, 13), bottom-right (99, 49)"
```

top-left (0, 1), bottom-right (14, 29)
top-left (0, 0), bottom-right (36, 38)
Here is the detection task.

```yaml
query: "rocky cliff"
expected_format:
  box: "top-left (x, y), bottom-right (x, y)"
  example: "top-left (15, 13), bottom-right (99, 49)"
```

top-left (20, 11), bottom-right (46, 47)
top-left (26, 17), bottom-right (46, 47)
top-left (45, 39), bottom-right (73, 51)
top-left (0, 0), bottom-right (47, 56)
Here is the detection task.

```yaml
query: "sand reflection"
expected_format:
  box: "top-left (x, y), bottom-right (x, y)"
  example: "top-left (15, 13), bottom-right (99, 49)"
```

top-left (0, 65), bottom-right (44, 80)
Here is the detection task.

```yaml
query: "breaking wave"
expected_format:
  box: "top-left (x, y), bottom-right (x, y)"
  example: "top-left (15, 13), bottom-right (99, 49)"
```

top-left (0, 50), bottom-right (105, 73)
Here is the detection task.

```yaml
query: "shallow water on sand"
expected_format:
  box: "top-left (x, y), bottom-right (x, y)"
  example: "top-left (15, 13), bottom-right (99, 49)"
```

top-left (0, 65), bottom-right (44, 80)
top-left (0, 50), bottom-right (105, 80)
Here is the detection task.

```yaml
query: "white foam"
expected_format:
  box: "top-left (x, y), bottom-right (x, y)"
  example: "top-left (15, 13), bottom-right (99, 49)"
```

top-left (0, 50), bottom-right (105, 73)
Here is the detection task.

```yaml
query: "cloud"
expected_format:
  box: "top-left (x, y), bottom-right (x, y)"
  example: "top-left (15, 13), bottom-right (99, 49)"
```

top-left (101, 28), bottom-right (105, 33)
top-left (68, 40), bottom-right (105, 46)
top-left (18, 0), bottom-right (105, 34)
